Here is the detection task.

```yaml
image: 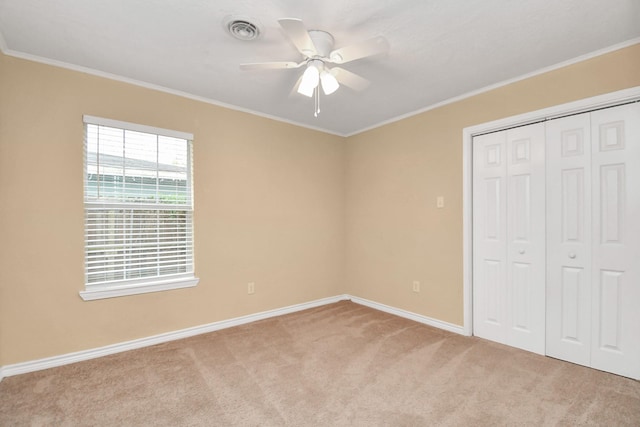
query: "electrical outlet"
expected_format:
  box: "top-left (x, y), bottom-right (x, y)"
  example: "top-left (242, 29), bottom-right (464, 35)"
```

top-left (437, 196), bottom-right (444, 208)
top-left (412, 280), bottom-right (420, 293)
top-left (248, 282), bottom-right (255, 295)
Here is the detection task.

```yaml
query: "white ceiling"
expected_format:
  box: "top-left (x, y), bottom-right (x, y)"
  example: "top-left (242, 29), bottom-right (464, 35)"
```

top-left (1, 0), bottom-right (638, 136)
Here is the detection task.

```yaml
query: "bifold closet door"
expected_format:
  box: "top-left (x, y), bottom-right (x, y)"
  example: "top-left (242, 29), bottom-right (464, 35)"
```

top-left (546, 112), bottom-right (592, 366)
top-left (546, 103), bottom-right (640, 379)
top-left (590, 103), bottom-right (640, 379)
top-left (473, 123), bottom-right (545, 354)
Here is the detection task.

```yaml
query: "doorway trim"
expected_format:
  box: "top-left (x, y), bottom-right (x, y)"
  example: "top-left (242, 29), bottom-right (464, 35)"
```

top-left (461, 86), bottom-right (640, 336)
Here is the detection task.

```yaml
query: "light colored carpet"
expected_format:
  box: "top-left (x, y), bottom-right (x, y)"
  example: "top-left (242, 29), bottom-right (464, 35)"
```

top-left (1, 301), bottom-right (639, 426)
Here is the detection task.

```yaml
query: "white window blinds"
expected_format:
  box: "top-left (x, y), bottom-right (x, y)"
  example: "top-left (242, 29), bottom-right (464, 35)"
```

top-left (82, 116), bottom-right (196, 298)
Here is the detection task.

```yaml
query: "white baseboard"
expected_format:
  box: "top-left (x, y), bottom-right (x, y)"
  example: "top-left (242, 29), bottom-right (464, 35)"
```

top-left (0, 294), bottom-right (465, 380)
top-left (0, 294), bottom-right (349, 380)
top-left (349, 296), bottom-right (466, 335)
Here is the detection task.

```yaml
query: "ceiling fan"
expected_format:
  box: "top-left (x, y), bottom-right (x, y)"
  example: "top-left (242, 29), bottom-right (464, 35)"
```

top-left (240, 18), bottom-right (389, 108)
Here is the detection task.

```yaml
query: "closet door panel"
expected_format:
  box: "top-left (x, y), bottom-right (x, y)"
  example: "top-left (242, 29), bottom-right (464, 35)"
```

top-left (506, 124), bottom-right (546, 354)
top-left (590, 103), bottom-right (640, 379)
top-left (473, 132), bottom-right (508, 344)
top-left (546, 113), bottom-right (592, 366)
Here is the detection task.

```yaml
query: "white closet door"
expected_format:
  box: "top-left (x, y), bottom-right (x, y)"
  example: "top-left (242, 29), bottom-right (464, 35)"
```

top-left (473, 123), bottom-right (546, 354)
top-left (546, 103), bottom-right (640, 379)
top-left (505, 124), bottom-right (546, 353)
top-left (473, 131), bottom-right (508, 345)
top-left (546, 113), bottom-right (592, 366)
top-left (590, 103), bottom-right (640, 379)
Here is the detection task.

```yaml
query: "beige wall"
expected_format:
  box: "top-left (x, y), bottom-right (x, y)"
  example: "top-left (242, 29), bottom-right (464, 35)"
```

top-left (0, 53), bottom-right (345, 366)
top-left (345, 44), bottom-right (640, 325)
top-left (1, 43), bottom-right (639, 366)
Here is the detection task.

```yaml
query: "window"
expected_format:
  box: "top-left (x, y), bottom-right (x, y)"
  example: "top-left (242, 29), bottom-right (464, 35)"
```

top-left (80, 115), bottom-right (198, 300)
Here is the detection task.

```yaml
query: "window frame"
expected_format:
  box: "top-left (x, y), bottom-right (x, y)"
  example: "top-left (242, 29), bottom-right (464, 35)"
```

top-left (80, 115), bottom-right (198, 301)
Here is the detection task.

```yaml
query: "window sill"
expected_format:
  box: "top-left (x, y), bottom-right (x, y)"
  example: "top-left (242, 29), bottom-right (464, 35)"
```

top-left (79, 277), bottom-right (199, 301)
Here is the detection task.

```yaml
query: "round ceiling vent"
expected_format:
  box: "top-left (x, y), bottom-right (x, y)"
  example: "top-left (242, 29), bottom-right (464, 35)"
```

top-left (223, 15), bottom-right (262, 41)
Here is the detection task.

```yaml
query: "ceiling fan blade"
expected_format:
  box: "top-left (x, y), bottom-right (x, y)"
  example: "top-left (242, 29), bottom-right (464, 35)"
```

top-left (331, 67), bottom-right (370, 91)
top-left (239, 61), bottom-right (304, 71)
top-left (278, 18), bottom-right (318, 57)
top-left (329, 36), bottom-right (389, 64)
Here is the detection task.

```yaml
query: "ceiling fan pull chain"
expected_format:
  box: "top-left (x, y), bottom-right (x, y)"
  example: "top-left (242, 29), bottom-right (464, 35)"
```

top-left (314, 86), bottom-right (320, 117)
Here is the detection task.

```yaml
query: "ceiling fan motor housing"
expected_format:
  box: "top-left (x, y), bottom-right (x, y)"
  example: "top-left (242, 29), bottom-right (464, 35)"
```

top-left (307, 30), bottom-right (335, 58)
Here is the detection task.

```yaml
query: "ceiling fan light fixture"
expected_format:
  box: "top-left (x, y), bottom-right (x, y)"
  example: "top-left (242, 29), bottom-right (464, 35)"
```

top-left (297, 61), bottom-right (321, 97)
top-left (320, 70), bottom-right (339, 95)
